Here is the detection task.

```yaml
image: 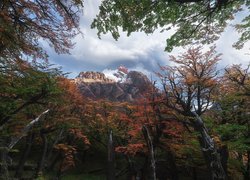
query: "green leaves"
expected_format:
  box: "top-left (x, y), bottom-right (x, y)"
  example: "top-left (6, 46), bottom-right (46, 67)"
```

top-left (216, 124), bottom-right (247, 141)
top-left (92, 0), bottom-right (248, 51)
top-left (0, 59), bottom-right (63, 126)
top-left (234, 13), bottom-right (250, 49)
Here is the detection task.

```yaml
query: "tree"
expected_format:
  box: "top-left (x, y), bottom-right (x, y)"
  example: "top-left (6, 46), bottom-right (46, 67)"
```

top-left (214, 64), bottom-right (250, 179)
top-left (0, 59), bottom-right (64, 179)
top-left (157, 46), bottom-right (226, 180)
top-left (0, 72), bottom-right (89, 179)
top-left (224, 64), bottom-right (250, 96)
top-left (0, 59), bottom-right (62, 128)
top-left (91, 0), bottom-right (249, 51)
top-left (157, 46), bottom-right (220, 116)
top-left (0, 59), bottom-right (63, 128)
top-left (0, 0), bottom-right (84, 59)
top-left (34, 77), bottom-right (89, 178)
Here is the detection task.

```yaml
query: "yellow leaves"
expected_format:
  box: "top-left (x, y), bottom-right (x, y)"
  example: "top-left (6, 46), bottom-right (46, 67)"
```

top-left (223, 64), bottom-right (250, 96)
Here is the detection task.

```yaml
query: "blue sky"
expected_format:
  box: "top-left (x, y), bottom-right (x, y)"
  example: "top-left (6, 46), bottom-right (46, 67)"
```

top-left (43, 0), bottom-right (250, 79)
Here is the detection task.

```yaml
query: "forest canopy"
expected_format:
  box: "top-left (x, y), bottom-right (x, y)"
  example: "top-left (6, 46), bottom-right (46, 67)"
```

top-left (0, 0), bottom-right (250, 180)
top-left (91, 0), bottom-right (250, 51)
top-left (0, 0), bottom-right (84, 60)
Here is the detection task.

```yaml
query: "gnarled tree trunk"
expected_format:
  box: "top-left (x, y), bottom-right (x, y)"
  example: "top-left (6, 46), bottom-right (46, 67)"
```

top-left (193, 112), bottom-right (226, 180)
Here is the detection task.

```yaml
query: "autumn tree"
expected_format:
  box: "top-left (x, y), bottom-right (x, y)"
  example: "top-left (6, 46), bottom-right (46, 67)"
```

top-left (214, 64), bottom-right (250, 179)
top-left (0, 1), bottom-right (87, 178)
top-left (92, 0), bottom-right (249, 51)
top-left (0, 0), bottom-right (84, 59)
top-left (0, 71), bottom-right (91, 179)
top-left (0, 59), bottom-right (90, 179)
top-left (224, 64), bottom-right (250, 96)
top-left (31, 77), bottom-right (89, 179)
top-left (80, 83), bottom-right (187, 179)
top-left (157, 46), bottom-right (226, 180)
top-left (83, 96), bottom-right (183, 179)
top-left (0, 60), bottom-right (64, 179)
top-left (158, 46), bottom-right (220, 116)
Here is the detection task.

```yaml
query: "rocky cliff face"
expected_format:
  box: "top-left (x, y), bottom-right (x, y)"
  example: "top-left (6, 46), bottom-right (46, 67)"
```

top-left (74, 71), bottom-right (151, 102)
top-left (75, 71), bottom-right (115, 83)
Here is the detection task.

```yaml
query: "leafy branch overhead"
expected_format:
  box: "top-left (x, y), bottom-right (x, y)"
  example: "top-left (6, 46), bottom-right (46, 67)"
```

top-left (91, 0), bottom-right (249, 51)
top-left (0, 0), bottom-right (84, 59)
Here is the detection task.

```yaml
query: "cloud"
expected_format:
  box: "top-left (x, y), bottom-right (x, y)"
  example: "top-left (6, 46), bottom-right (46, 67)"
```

top-left (45, 0), bottom-right (249, 79)
top-left (102, 64), bottom-right (154, 83)
top-left (130, 64), bottom-right (153, 78)
top-left (216, 30), bottom-right (250, 68)
top-left (215, 9), bottom-right (250, 68)
top-left (102, 69), bottom-right (119, 82)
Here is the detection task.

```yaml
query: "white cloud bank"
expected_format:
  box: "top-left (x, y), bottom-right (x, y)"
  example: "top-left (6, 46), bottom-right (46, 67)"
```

top-left (46, 0), bottom-right (249, 78)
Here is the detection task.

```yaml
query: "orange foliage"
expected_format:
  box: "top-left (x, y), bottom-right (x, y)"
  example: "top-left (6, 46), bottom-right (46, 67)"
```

top-left (158, 46), bottom-right (221, 116)
top-left (115, 143), bottom-right (145, 156)
top-left (82, 89), bottom-right (186, 158)
top-left (68, 128), bottom-right (90, 145)
top-left (54, 143), bottom-right (77, 172)
top-left (0, 0), bottom-right (83, 59)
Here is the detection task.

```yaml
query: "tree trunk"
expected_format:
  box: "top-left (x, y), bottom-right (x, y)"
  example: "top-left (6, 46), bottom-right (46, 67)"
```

top-left (15, 132), bottom-right (35, 178)
top-left (8, 109), bottom-right (49, 149)
top-left (193, 113), bottom-right (226, 180)
top-left (218, 145), bottom-right (229, 178)
top-left (34, 130), bottom-right (48, 178)
top-left (107, 130), bottom-right (115, 180)
top-left (142, 125), bottom-right (157, 180)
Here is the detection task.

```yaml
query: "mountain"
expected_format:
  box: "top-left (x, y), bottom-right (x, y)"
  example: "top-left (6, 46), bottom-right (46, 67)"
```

top-left (73, 71), bottom-right (151, 102)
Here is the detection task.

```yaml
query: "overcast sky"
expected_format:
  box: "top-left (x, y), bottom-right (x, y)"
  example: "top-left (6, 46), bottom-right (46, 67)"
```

top-left (43, 0), bottom-right (250, 79)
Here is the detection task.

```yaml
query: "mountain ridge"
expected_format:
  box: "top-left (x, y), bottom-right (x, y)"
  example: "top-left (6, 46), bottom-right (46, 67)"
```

top-left (73, 70), bottom-right (151, 102)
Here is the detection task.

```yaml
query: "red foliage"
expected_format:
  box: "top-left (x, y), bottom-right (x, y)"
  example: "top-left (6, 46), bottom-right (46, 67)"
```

top-left (115, 143), bottom-right (145, 156)
top-left (68, 128), bottom-right (90, 145)
top-left (0, 0), bottom-right (84, 59)
top-left (162, 121), bottom-right (184, 139)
